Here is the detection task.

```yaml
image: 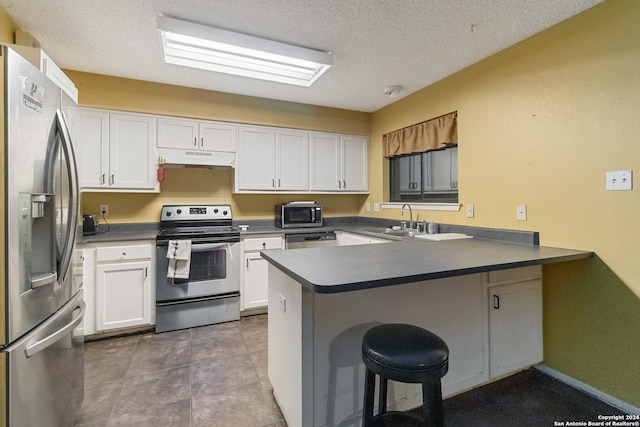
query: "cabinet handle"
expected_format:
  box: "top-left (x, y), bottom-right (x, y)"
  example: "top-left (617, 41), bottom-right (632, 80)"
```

top-left (272, 178), bottom-right (275, 188)
top-left (122, 252), bottom-right (127, 257)
top-left (101, 174), bottom-right (106, 185)
top-left (110, 175), bottom-right (115, 185)
top-left (343, 180), bottom-right (346, 189)
top-left (338, 180), bottom-right (342, 189)
top-left (262, 242), bottom-right (266, 248)
top-left (493, 295), bottom-right (500, 309)
top-left (278, 178), bottom-right (281, 188)
top-left (193, 137), bottom-right (197, 147)
top-left (200, 137), bottom-right (204, 147)
top-left (145, 266), bottom-right (148, 277)
top-left (246, 259), bottom-right (249, 268)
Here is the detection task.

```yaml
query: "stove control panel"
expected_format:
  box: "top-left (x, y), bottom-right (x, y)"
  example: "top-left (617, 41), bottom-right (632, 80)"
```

top-left (161, 205), bottom-right (232, 221)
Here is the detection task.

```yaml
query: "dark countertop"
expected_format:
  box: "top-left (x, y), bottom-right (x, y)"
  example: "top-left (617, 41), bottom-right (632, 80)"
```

top-left (80, 223), bottom-right (159, 244)
top-left (260, 238), bottom-right (592, 294)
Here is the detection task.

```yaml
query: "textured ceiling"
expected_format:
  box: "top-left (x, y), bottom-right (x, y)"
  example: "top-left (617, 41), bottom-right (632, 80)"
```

top-left (1, 0), bottom-right (603, 112)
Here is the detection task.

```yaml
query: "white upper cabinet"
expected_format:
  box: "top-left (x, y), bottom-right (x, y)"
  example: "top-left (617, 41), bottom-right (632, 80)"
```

top-left (309, 132), bottom-right (341, 191)
top-left (235, 126), bottom-right (309, 192)
top-left (109, 113), bottom-right (158, 190)
top-left (75, 108), bottom-right (159, 192)
top-left (275, 129), bottom-right (309, 191)
top-left (236, 126), bottom-right (277, 191)
top-left (309, 132), bottom-right (368, 192)
top-left (342, 135), bottom-right (368, 192)
top-left (157, 117), bottom-right (236, 152)
top-left (75, 109), bottom-right (109, 189)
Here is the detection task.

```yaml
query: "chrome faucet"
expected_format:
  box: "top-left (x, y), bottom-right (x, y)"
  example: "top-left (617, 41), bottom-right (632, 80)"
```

top-left (400, 204), bottom-right (414, 229)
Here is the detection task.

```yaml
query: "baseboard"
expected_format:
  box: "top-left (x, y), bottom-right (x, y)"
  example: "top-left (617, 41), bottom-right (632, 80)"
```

top-left (535, 364), bottom-right (640, 415)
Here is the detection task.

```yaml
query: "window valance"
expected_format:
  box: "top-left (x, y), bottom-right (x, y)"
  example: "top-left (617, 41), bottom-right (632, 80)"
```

top-left (383, 111), bottom-right (457, 158)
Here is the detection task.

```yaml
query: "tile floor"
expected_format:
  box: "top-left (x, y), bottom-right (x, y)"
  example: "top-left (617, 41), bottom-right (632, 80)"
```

top-left (75, 314), bottom-right (285, 427)
top-left (76, 314), bottom-right (630, 427)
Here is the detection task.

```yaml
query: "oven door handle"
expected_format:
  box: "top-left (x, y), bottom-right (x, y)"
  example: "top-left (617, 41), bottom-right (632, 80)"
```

top-left (190, 243), bottom-right (233, 253)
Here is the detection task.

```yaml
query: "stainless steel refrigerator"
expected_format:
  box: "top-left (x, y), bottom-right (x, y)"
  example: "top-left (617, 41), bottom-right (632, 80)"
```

top-left (0, 45), bottom-right (84, 426)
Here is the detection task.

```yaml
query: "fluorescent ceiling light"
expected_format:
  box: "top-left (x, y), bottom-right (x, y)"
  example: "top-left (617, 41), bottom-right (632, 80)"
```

top-left (157, 16), bottom-right (333, 87)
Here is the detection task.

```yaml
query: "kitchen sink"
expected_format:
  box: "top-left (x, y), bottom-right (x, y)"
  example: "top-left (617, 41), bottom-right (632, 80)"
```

top-left (384, 228), bottom-right (416, 237)
top-left (414, 233), bottom-right (473, 241)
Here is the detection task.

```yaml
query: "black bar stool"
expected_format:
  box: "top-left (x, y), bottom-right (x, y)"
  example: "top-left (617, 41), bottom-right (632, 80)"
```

top-left (361, 323), bottom-right (449, 427)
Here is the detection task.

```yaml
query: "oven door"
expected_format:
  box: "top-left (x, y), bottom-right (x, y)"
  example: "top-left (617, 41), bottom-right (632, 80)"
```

top-left (155, 241), bottom-right (240, 302)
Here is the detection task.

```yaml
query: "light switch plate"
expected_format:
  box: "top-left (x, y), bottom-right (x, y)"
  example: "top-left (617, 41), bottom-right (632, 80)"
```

top-left (466, 204), bottom-right (474, 218)
top-left (606, 170), bottom-right (632, 191)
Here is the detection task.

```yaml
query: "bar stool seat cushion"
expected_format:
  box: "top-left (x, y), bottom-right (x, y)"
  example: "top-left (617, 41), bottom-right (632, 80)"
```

top-left (362, 323), bottom-right (449, 383)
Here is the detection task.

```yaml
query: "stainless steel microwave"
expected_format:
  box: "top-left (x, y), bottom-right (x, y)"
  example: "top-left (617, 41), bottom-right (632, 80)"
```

top-left (275, 202), bottom-right (323, 228)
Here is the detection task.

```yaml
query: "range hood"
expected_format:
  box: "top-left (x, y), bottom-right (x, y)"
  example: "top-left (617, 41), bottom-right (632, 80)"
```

top-left (158, 148), bottom-right (235, 167)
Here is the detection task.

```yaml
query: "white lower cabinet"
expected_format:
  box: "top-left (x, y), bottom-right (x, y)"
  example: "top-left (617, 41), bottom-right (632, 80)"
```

top-left (83, 242), bottom-right (155, 334)
top-left (241, 236), bottom-right (284, 311)
top-left (487, 266), bottom-right (543, 378)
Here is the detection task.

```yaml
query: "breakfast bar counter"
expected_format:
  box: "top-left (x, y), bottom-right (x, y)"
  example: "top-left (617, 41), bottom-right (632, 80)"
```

top-left (260, 237), bottom-right (590, 293)
top-left (261, 236), bottom-right (591, 427)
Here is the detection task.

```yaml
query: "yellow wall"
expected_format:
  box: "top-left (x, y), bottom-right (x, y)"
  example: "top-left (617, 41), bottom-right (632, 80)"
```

top-left (370, 0), bottom-right (640, 406)
top-left (66, 71), bottom-right (371, 220)
top-left (0, 7), bottom-right (17, 43)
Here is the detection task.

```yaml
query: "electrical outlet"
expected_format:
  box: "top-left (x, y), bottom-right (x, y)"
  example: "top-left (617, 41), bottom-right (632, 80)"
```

top-left (279, 294), bottom-right (286, 312)
top-left (366, 202), bottom-right (371, 212)
top-left (606, 170), bottom-right (632, 191)
top-left (374, 203), bottom-right (380, 212)
top-left (100, 204), bottom-right (109, 216)
top-left (466, 204), bottom-right (474, 218)
top-left (516, 205), bottom-right (527, 221)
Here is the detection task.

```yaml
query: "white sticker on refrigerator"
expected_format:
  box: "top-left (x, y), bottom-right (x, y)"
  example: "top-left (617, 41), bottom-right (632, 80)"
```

top-left (20, 76), bottom-right (45, 114)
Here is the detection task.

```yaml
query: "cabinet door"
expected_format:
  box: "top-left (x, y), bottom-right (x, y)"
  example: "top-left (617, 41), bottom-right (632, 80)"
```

top-left (406, 274), bottom-right (488, 397)
top-left (200, 122), bottom-right (237, 152)
top-left (450, 147), bottom-right (458, 190)
top-left (309, 132), bottom-right (341, 191)
top-left (157, 118), bottom-right (198, 149)
top-left (276, 129), bottom-right (308, 191)
top-left (399, 155), bottom-right (421, 196)
top-left (243, 253), bottom-right (270, 310)
top-left (237, 126), bottom-right (276, 190)
top-left (75, 109), bottom-right (109, 189)
top-left (489, 280), bottom-right (543, 378)
top-left (341, 136), bottom-right (368, 192)
top-left (109, 113), bottom-right (158, 190)
top-left (430, 148), bottom-right (457, 192)
top-left (95, 260), bottom-right (151, 331)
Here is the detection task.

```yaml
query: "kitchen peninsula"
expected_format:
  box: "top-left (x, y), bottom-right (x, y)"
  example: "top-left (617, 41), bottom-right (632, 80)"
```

top-left (261, 236), bottom-right (591, 427)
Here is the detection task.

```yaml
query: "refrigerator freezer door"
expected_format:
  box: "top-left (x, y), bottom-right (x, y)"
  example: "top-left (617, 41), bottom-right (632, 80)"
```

top-left (4, 290), bottom-right (85, 427)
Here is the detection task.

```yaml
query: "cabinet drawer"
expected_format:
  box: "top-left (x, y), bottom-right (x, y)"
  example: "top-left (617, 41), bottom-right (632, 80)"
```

top-left (243, 237), bottom-right (283, 251)
top-left (96, 244), bottom-right (152, 262)
top-left (488, 265), bottom-right (542, 284)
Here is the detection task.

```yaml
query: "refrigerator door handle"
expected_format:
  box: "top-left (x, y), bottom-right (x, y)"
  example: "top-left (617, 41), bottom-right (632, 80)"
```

top-left (53, 109), bottom-right (80, 283)
top-left (25, 299), bottom-right (85, 358)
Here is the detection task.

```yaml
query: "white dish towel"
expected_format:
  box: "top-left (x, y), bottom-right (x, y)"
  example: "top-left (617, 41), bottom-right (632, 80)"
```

top-left (167, 240), bottom-right (191, 279)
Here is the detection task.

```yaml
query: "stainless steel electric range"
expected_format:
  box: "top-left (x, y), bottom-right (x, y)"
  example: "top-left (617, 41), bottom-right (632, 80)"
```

top-left (155, 205), bottom-right (240, 333)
